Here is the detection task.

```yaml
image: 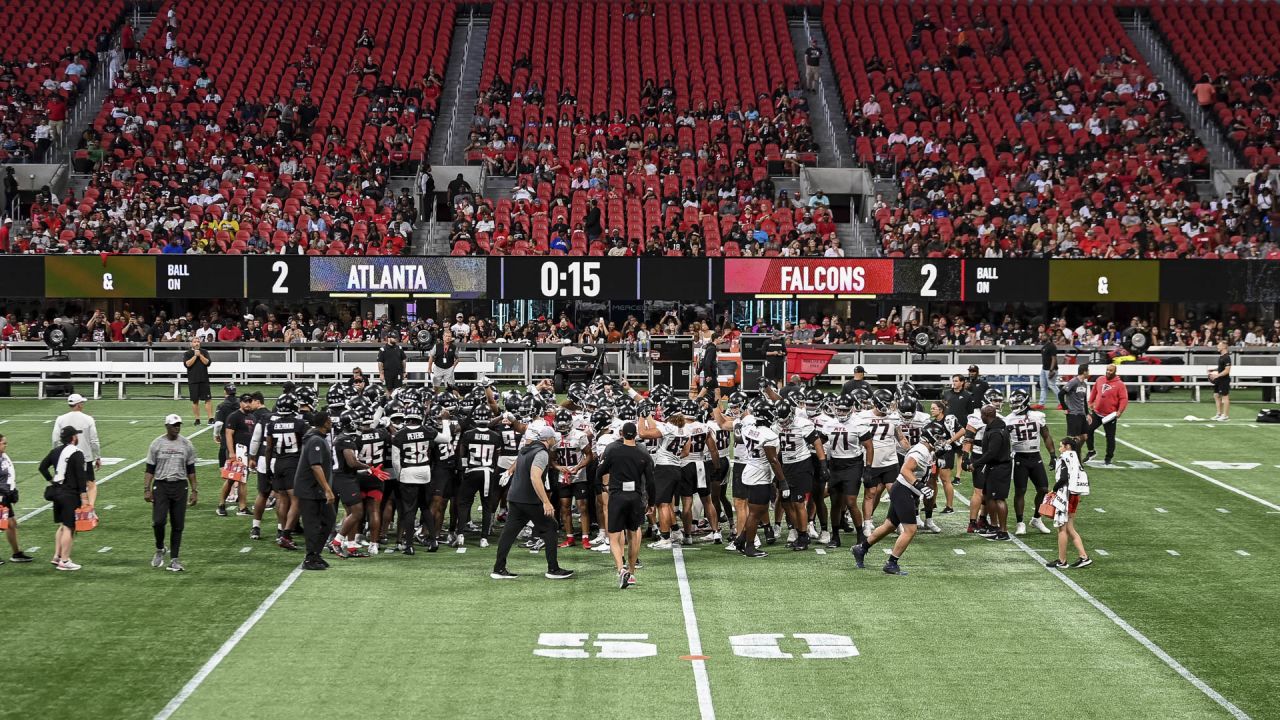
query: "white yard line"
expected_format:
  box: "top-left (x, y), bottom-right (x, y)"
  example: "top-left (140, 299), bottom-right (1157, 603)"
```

top-left (671, 545), bottom-right (715, 720)
top-left (18, 424), bottom-right (214, 523)
top-left (1115, 438), bottom-right (1280, 512)
top-left (154, 565), bottom-right (304, 720)
top-left (954, 495), bottom-right (1250, 719)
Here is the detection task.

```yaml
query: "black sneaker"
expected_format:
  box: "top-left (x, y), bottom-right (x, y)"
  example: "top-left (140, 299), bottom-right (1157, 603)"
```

top-left (826, 534), bottom-right (841, 549)
top-left (1069, 557), bottom-right (1093, 569)
top-left (1103, 459), bottom-right (1113, 466)
top-left (940, 506), bottom-right (955, 514)
top-left (993, 532), bottom-right (1011, 542)
top-left (851, 543), bottom-right (867, 568)
top-left (426, 539), bottom-right (439, 553)
top-left (618, 570), bottom-right (631, 590)
top-left (544, 568), bottom-right (575, 580)
top-left (791, 536), bottom-right (810, 552)
top-left (318, 557), bottom-right (330, 569)
top-left (763, 524), bottom-right (777, 545)
top-left (978, 527), bottom-right (1001, 538)
top-left (1084, 451), bottom-right (1097, 463)
top-left (490, 568), bottom-right (518, 580)
top-left (302, 558), bottom-right (327, 571)
top-left (740, 547), bottom-right (768, 558)
top-left (249, 527), bottom-right (261, 541)
top-left (9, 552), bottom-right (34, 563)
top-left (951, 478), bottom-right (961, 486)
top-left (403, 544), bottom-right (415, 556)
top-left (193, 419), bottom-right (201, 426)
top-left (216, 505), bottom-right (228, 517)
top-left (1045, 559), bottom-right (1067, 569)
top-left (236, 507), bottom-right (252, 517)
top-left (883, 561), bottom-right (908, 575)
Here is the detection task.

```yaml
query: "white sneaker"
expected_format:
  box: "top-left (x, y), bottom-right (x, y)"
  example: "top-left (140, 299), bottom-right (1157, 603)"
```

top-left (925, 519), bottom-right (942, 533)
top-left (368, 543), bottom-right (380, 555)
top-left (754, 535), bottom-right (762, 548)
top-left (817, 530), bottom-right (831, 545)
top-left (1015, 522), bottom-right (1027, 536)
top-left (455, 534), bottom-right (465, 547)
top-left (1031, 518), bottom-right (1051, 534)
top-left (1218, 416), bottom-right (1229, 422)
top-left (807, 522), bottom-right (818, 537)
top-left (648, 538), bottom-right (673, 550)
top-left (709, 532), bottom-right (723, 544)
top-left (590, 532), bottom-right (607, 546)
top-left (787, 528), bottom-right (798, 544)
top-left (57, 559), bottom-right (82, 571)
top-left (682, 534), bottom-right (693, 546)
top-left (1211, 414), bottom-right (1223, 421)
top-left (592, 542), bottom-right (613, 553)
top-left (479, 538), bottom-right (490, 548)
top-left (669, 530), bottom-right (683, 546)
top-left (771, 523), bottom-right (782, 539)
top-left (725, 538), bottom-right (739, 551)
top-left (517, 524), bottom-right (532, 540)
top-left (862, 520), bottom-right (876, 537)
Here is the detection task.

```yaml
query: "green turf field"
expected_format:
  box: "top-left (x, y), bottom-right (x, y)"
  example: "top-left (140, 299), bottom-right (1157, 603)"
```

top-left (2, 390), bottom-right (1277, 720)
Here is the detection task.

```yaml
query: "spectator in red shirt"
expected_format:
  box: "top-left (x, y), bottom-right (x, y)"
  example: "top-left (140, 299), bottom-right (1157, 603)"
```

top-left (0, 218), bottom-right (11, 252)
top-left (109, 313), bottom-right (126, 342)
top-left (873, 318), bottom-right (898, 344)
top-left (45, 97), bottom-right (67, 143)
top-left (1086, 364), bottom-right (1128, 465)
top-left (216, 321), bottom-right (243, 342)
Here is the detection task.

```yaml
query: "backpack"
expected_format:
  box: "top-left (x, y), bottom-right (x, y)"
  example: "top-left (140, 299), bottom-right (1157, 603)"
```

top-left (1257, 409), bottom-right (1280, 424)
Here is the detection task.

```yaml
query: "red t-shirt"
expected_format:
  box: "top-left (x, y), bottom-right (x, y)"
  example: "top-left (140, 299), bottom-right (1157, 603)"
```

top-left (109, 320), bottom-right (125, 342)
top-left (46, 99), bottom-right (67, 122)
top-left (217, 325), bottom-right (242, 342)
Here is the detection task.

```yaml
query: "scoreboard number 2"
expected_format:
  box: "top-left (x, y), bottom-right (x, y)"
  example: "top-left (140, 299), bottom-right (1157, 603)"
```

top-left (272, 260), bottom-right (290, 295)
top-left (920, 262), bottom-right (938, 297)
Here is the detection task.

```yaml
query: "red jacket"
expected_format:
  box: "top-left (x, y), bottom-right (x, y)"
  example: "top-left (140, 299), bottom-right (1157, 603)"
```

top-left (1089, 375), bottom-right (1129, 416)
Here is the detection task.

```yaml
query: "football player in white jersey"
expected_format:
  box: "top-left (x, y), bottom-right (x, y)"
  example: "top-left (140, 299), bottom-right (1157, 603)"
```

top-left (816, 394), bottom-right (874, 548)
top-left (733, 399), bottom-right (789, 558)
top-left (712, 393), bottom-right (750, 548)
top-left (637, 402), bottom-right (691, 549)
top-left (1005, 389), bottom-right (1055, 535)
top-left (589, 409), bottom-right (621, 552)
top-left (802, 389), bottom-right (834, 544)
top-left (896, 391), bottom-right (943, 533)
top-left (550, 409), bottom-right (594, 549)
top-left (773, 400), bottom-right (825, 551)
top-left (861, 389), bottom-right (907, 537)
top-left (853, 422), bottom-right (948, 575)
top-left (677, 400), bottom-right (723, 544)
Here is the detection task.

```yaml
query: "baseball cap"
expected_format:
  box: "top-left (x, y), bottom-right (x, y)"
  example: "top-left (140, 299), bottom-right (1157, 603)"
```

top-left (164, 413), bottom-right (183, 426)
top-left (67, 393), bottom-right (87, 405)
top-left (239, 393), bottom-right (254, 403)
top-left (536, 425), bottom-right (557, 441)
top-left (621, 422), bottom-right (638, 440)
top-left (223, 383), bottom-right (237, 394)
top-left (60, 426), bottom-right (80, 442)
top-left (854, 365), bottom-right (866, 374)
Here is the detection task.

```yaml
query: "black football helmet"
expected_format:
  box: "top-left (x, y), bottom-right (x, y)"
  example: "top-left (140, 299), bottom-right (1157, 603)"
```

top-left (921, 421), bottom-right (949, 446)
top-left (983, 388), bottom-right (1005, 410)
top-left (591, 409), bottom-right (613, 434)
top-left (748, 397), bottom-right (775, 424)
top-left (774, 399), bottom-right (797, 425)
top-left (871, 388), bottom-right (895, 414)
top-left (274, 394), bottom-right (298, 416)
top-left (851, 388), bottom-right (872, 411)
top-left (553, 409), bottom-right (574, 433)
top-left (832, 394), bottom-right (855, 421)
top-left (1008, 388), bottom-right (1031, 414)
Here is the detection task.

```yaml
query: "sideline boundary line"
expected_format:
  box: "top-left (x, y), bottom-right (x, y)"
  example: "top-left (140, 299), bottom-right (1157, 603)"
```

top-left (18, 424), bottom-right (214, 523)
top-left (954, 494), bottom-right (1250, 718)
top-left (153, 565), bottom-right (304, 720)
top-left (672, 545), bottom-right (715, 720)
top-left (1115, 438), bottom-right (1280, 512)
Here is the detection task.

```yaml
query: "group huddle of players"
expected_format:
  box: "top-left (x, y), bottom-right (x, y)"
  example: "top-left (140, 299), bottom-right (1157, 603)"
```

top-left (218, 372), bottom-right (1057, 574)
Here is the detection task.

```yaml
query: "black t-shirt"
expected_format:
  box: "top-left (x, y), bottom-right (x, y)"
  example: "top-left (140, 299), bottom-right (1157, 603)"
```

top-left (378, 344), bottom-right (407, 376)
top-left (701, 341), bottom-right (718, 370)
top-left (596, 442), bottom-right (654, 497)
top-left (966, 377), bottom-right (991, 408)
top-left (1216, 353), bottom-right (1231, 383)
top-left (805, 47), bottom-right (822, 67)
top-left (1041, 341), bottom-right (1058, 371)
top-left (224, 409), bottom-right (259, 452)
top-left (184, 349), bottom-right (211, 382)
top-left (940, 389), bottom-right (972, 425)
top-left (334, 432), bottom-right (361, 480)
top-left (840, 378), bottom-right (870, 396)
top-left (293, 431), bottom-right (332, 499)
top-left (764, 339), bottom-right (786, 378)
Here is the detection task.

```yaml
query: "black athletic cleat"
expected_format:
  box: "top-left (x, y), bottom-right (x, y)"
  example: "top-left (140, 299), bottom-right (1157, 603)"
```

top-left (763, 524), bottom-right (777, 545)
top-left (318, 557), bottom-right (330, 569)
top-left (851, 543), bottom-right (867, 569)
top-left (426, 539), bottom-right (439, 553)
top-left (940, 506), bottom-right (955, 514)
top-left (792, 536), bottom-right (810, 552)
top-left (883, 561), bottom-right (908, 575)
top-left (619, 570), bottom-right (631, 590)
top-left (250, 527), bottom-right (261, 541)
top-left (1084, 451), bottom-right (1097, 463)
top-left (987, 531), bottom-right (1011, 541)
top-left (1045, 559), bottom-right (1067, 569)
top-left (302, 558), bottom-right (327, 571)
top-left (236, 507), bottom-right (252, 516)
top-left (1069, 557), bottom-right (1093, 569)
top-left (9, 552), bottom-right (33, 563)
top-left (490, 568), bottom-right (518, 580)
top-left (193, 419), bottom-right (201, 426)
top-left (545, 567), bottom-right (574, 580)
top-left (826, 534), bottom-right (841, 549)
top-left (740, 547), bottom-right (768, 558)
top-left (978, 527), bottom-right (1000, 538)
top-left (403, 544), bottom-right (415, 556)
top-left (216, 505), bottom-right (228, 517)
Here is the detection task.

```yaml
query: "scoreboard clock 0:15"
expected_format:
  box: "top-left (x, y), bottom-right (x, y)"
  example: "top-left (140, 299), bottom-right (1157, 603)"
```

top-left (498, 258), bottom-right (639, 299)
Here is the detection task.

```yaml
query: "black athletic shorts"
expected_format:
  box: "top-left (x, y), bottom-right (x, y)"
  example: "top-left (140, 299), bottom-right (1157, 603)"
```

top-left (608, 492), bottom-right (646, 531)
top-left (885, 482), bottom-right (920, 527)
top-left (1213, 377), bottom-right (1230, 396)
top-left (273, 459), bottom-right (299, 492)
top-left (936, 448), bottom-right (955, 470)
top-left (971, 464), bottom-right (987, 490)
top-left (569, 481), bottom-right (591, 501)
top-left (587, 459), bottom-right (602, 495)
top-left (712, 459), bottom-right (729, 484)
top-left (333, 475), bottom-right (362, 508)
top-left (678, 462), bottom-right (712, 497)
top-left (744, 483), bottom-right (772, 506)
top-left (653, 465), bottom-right (681, 505)
top-left (188, 380), bottom-right (212, 403)
top-left (731, 462), bottom-right (745, 500)
top-left (256, 470), bottom-right (272, 496)
top-left (827, 456), bottom-right (864, 494)
top-left (983, 463), bottom-right (1013, 501)
top-left (431, 463), bottom-right (457, 497)
top-left (1013, 453), bottom-right (1049, 493)
top-left (863, 464), bottom-right (897, 489)
top-left (1066, 414), bottom-right (1089, 438)
top-left (52, 494), bottom-right (78, 529)
top-left (782, 460), bottom-right (814, 502)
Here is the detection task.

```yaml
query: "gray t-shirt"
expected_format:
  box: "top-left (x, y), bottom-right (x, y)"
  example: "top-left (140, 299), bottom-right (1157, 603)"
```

top-left (146, 435), bottom-right (197, 482)
top-left (508, 443), bottom-right (550, 505)
top-left (1064, 377), bottom-right (1088, 416)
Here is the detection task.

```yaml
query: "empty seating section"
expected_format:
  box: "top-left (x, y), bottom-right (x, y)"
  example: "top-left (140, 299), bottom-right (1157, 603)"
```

top-left (0, 0), bottom-right (121, 162)
top-left (824, 0), bottom-right (1239, 259)
top-left (461, 0), bottom-right (818, 256)
top-left (37, 0), bottom-right (453, 254)
top-left (1150, 2), bottom-right (1280, 168)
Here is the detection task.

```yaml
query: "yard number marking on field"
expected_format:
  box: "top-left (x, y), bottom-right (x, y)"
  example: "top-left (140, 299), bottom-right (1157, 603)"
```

top-left (727, 634), bottom-right (859, 660)
top-left (1117, 438), bottom-right (1280, 513)
top-left (533, 633), bottom-right (657, 659)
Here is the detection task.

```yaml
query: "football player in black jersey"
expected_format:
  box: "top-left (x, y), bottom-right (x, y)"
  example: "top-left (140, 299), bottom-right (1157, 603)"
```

top-left (391, 404), bottom-right (441, 555)
top-left (457, 403), bottom-right (503, 546)
top-left (261, 394), bottom-right (308, 549)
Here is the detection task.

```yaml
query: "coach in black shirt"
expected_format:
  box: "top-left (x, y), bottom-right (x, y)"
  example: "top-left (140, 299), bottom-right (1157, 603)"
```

top-left (428, 330), bottom-right (458, 390)
top-left (491, 426), bottom-right (572, 580)
top-left (940, 375), bottom-right (972, 426)
top-left (183, 338), bottom-right (213, 425)
top-left (763, 333), bottom-right (787, 381)
top-left (294, 412), bottom-right (336, 570)
top-left (965, 366), bottom-right (991, 410)
top-left (972, 405), bottom-right (1012, 541)
top-left (840, 365), bottom-right (871, 396)
top-left (596, 422), bottom-right (653, 589)
top-left (377, 335), bottom-right (408, 390)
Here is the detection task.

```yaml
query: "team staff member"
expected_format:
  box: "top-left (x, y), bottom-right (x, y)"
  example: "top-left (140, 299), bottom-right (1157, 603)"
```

top-left (213, 383), bottom-right (238, 467)
top-left (183, 337), bottom-right (213, 425)
top-left (1209, 340), bottom-right (1232, 421)
top-left (596, 422), bottom-right (651, 590)
top-left (1038, 332), bottom-right (1058, 410)
top-left (971, 405), bottom-right (1013, 542)
top-left (294, 412), bottom-right (336, 571)
top-left (0, 434), bottom-right (34, 564)
top-left (1045, 437), bottom-right (1092, 569)
top-left (964, 366), bottom-right (991, 409)
top-left (839, 365), bottom-right (870, 397)
top-left (378, 334), bottom-right (408, 391)
top-left (1087, 364), bottom-right (1128, 465)
top-left (144, 415), bottom-right (198, 572)
top-left (218, 393), bottom-right (262, 516)
top-left (38, 426), bottom-right (90, 571)
top-left (428, 330), bottom-right (458, 389)
top-left (938, 375), bottom-right (971, 491)
top-left (698, 331), bottom-right (721, 401)
top-left (1062, 365), bottom-right (1091, 445)
top-left (490, 426), bottom-right (574, 580)
top-left (763, 331), bottom-right (787, 382)
top-left (52, 393), bottom-right (101, 507)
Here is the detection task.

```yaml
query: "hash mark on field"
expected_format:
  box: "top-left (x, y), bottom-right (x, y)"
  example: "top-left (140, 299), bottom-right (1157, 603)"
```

top-left (0, 420), bottom-right (7, 425)
top-left (456, 547), bottom-right (467, 554)
top-left (98, 546), bottom-right (111, 553)
top-left (1094, 508), bottom-right (1106, 513)
top-left (1167, 550), bottom-right (1181, 557)
top-left (239, 546), bottom-right (251, 553)
top-left (953, 548), bottom-right (966, 555)
top-left (105, 504), bottom-right (116, 510)
top-left (1162, 424), bottom-right (1172, 428)
top-left (814, 548), bottom-right (826, 555)
top-left (26, 546), bottom-right (39, 553)
top-left (130, 420), bottom-right (138, 425)
top-left (1235, 550), bottom-right (1251, 557)
top-left (1122, 423), bottom-right (1130, 428)
top-left (1095, 549), bottom-right (1109, 556)
top-left (43, 420), bottom-right (51, 424)
top-left (1155, 508), bottom-right (1168, 513)
top-left (1216, 508), bottom-right (1230, 514)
